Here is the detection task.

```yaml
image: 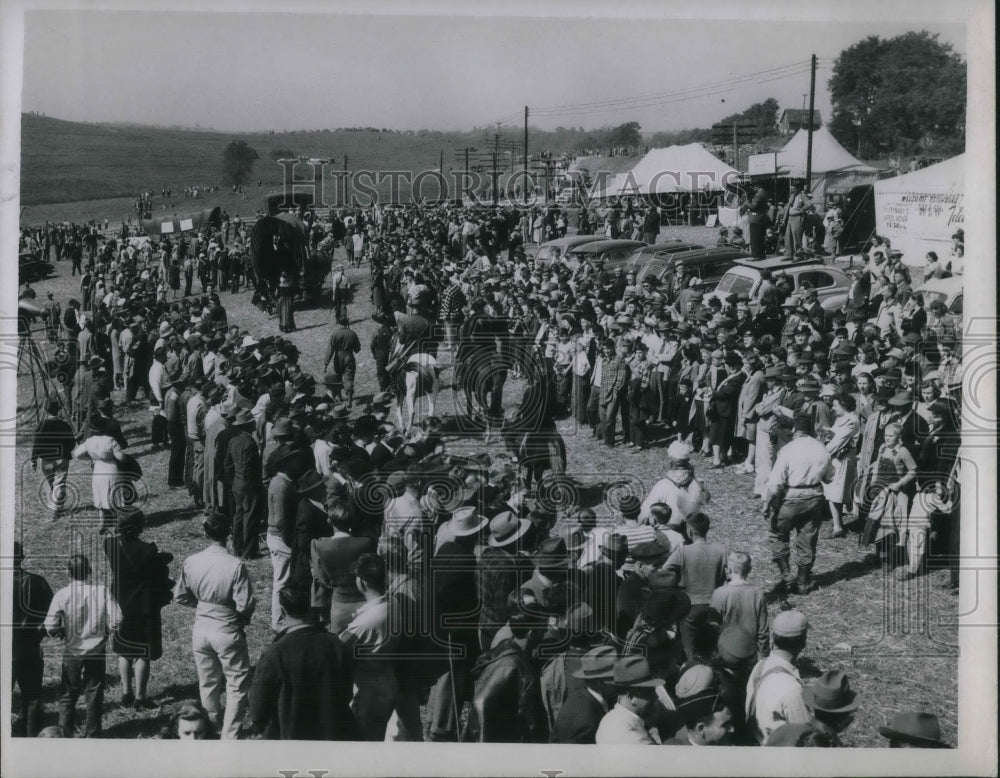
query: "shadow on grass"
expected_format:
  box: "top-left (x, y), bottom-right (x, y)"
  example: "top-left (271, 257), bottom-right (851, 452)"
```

top-left (144, 505), bottom-right (201, 528)
top-left (813, 558), bottom-right (878, 590)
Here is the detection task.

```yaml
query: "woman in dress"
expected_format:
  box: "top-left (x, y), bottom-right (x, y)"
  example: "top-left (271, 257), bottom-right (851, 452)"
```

top-left (823, 393), bottom-right (860, 538)
top-left (71, 413), bottom-right (127, 531)
top-left (276, 272), bottom-right (296, 333)
top-left (861, 422), bottom-right (918, 567)
top-left (103, 508), bottom-right (173, 708)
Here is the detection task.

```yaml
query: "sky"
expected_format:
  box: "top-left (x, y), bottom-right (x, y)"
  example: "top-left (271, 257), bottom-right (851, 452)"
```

top-left (20, 8), bottom-right (967, 135)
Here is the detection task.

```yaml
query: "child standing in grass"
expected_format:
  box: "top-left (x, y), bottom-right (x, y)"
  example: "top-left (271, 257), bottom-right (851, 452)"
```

top-left (710, 551), bottom-right (770, 659)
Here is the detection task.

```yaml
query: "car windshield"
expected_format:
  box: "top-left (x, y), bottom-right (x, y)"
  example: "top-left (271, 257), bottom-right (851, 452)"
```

top-left (716, 273), bottom-right (756, 297)
top-left (920, 290), bottom-right (949, 307)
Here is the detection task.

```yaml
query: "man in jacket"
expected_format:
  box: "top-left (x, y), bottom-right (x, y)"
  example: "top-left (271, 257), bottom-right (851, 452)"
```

top-left (783, 182), bottom-right (808, 261)
top-left (224, 409), bottom-right (264, 559)
top-left (250, 585), bottom-right (357, 740)
top-left (12, 542), bottom-right (54, 736)
top-left (30, 398), bottom-right (76, 521)
top-left (466, 592), bottom-right (549, 743)
top-left (550, 646), bottom-right (617, 744)
top-left (324, 313), bottom-right (362, 408)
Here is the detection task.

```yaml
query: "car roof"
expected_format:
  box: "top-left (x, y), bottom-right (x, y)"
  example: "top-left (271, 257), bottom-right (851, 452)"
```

top-left (538, 235), bottom-right (606, 250)
top-left (916, 276), bottom-right (964, 296)
top-left (731, 256), bottom-right (823, 270)
top-left (571, 239), bottom-right (647, 254)
top-left (672, 247), bottom-right (752, 266)
top-left (631, 242), bottom-right (704, 256)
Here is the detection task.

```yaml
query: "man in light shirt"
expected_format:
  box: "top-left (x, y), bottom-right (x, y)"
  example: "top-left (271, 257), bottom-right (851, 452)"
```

top-left (762, 411), bottom-right (834, 595)
top-left (595, 656), bottom-right (663, 744)
top-left (174, 513), bottom-right (256, 738)
top-left (45, 554), bottom-right (123, 738)
top-left (745, 610), bottom-right (811, 744)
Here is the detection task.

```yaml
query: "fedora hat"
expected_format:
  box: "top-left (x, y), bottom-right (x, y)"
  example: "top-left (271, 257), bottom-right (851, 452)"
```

top-left (296, 470), bottom-right (326, 497)
top-left (572, 646), bottom-right (618, 681)
top-left (878, 712), bottom-right (951, 748)
top-left (613, 656), bottom-right (663, 689)
top-left (600, 533), bottom-right (628, 558)
top-left (330, 404), bottom-right (351, 421)
top-left (488, 511), bottom-right (531, 548)
top-left (232, 409), bottom-right (255, 427)
top-left (802, 670), bottom-right (861, 714)
top-left (271, 418), bottom-right (296, 439)
top-left (449, 506), bottom-right (488, 537)
top-left (533, 535), bottom-right (569, 564)
top-left (888, 389), bottom-right (913, 407)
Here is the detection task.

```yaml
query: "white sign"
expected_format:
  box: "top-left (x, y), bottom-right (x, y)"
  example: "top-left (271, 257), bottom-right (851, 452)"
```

top-left (160, 222), bottom-right (174, 234)
top-left (748, 153), bottom-right (776, 176)
top-left (179, 218), bottom-right (194, 231)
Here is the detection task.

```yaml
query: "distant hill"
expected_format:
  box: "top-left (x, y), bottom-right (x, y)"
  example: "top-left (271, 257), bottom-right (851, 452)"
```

top-left (19, 114), bottom-right (523, 206)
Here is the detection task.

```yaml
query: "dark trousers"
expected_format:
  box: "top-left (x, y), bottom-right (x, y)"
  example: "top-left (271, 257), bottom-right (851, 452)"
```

top-left (600, 391), bottom-right (629, 446)
top-left (150, 412), bottom-right (167, 446)
top-left (749, 220), bottom-right (766, 259)
top-left (184, 272), bottom-right (193, 297)
top-left (167, 423), bottom-right (186, 485)
top-left (232, 482), bottom-right (262, 558)
top-left (768, 495), bottom-right (825, 574)
top-left (679, 603), bottom-right (715, 661)
top-left (59, 653), bottom-right (105, 738)
top-left (427, 635), bottom-right (474, 742)
top-left (13, 637), bottom-right (44, 737)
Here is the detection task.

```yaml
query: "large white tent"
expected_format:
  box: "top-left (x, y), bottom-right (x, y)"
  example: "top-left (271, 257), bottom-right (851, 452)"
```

top-left (588, 144), bottom-right (739, 200)
top-left (874, 154), bottom-right (964, 269)
top-left (775, 126), bottom-right (878, 204)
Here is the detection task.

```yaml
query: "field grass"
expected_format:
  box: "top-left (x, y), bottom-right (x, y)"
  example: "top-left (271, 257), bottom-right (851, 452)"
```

top-left (11, 225), bottom-right (957, 746)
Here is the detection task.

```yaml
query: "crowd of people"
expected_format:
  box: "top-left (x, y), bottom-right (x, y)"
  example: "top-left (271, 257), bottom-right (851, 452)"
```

top-left (12, 193), bottom-right (961, 747)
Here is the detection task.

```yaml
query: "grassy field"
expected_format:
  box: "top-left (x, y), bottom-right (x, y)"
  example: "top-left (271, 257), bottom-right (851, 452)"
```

top-left (11, 225), bottom-right (958, 745)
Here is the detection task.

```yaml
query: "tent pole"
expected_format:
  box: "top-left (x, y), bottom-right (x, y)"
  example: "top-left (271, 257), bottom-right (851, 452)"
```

top-left (806, 54), bottom-right (817, 184)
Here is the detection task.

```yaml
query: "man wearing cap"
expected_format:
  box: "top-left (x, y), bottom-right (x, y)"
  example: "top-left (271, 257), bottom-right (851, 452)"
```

top-left (762, 410), bottom-right (834, 595)
top-left (638, 440), bottom-right (712, 523)
top-left (223, 410), bottom-right (264, 560)
top-left (615, 540), bottom-right (668, 640)
top-left (174, 513), bottom-right (256, 739)
top-left (478, 511), bottom-right (533, 650)
top-left (665, 664), bottom-right (735, 745)
top-left (550, 645), bottom-right (618, 744)
top-left (595, 656), bottom-right (663, 744)
top-left (745, 609), bottom-right (810, 744)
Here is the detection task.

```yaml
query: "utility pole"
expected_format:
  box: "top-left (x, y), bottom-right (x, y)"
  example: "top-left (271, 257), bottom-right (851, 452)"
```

top-left (439, 149), bottom-right (443, 174)
top-left (733, 123), bottom-right (739, 171)
top-left (806, 54), bottom-right (817, 184)
top-left (343, 155), bottom-right (349, 207)
top-left (523, 106), bottom-right (529, 204)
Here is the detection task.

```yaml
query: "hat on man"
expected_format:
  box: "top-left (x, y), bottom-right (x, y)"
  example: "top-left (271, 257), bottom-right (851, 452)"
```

top-left (618, 494), bottom-right (641, 518)
top-left (572, 646), bottom-right (618, 681)
top-left (533, 536), bottom-right (569, 568)
top-left (330, 404), bottom-right (351, 421)
top-left (449, 506), bottom-right (489, 537)
top-left (875, 386), bottom-right (896, 403)
top-left (878, 712), bottom-right (952, 748)
top-left (797, 377), bottom-right (820, 394)
top-left (674, 664), bottom-right (716, 701)
top-left (219, 402), bottom-right (238, 420)
top-left (296, 470), bottom-right (326, 498)
top-left (764, 366), bottom-right (784, 380)
top-left (888, 389), bottom-right (913, 407)
top-left (232, 409), bottom-right (255, 427)
top-left (613, 656), bottom-right (664, 689)
top-left (115, 507), bottom-right (146, 534)
top-left (716, 626), bottom-right (757, 664)
top-left (667, 439), bottom-right (693, 465)
top-left (487, 511), bottom-right (532, 548)
top-left (370, 391), bottom-right (392, 407)
top-left (772, 609), bottom-right (809, 638)
top-left (323, 372), bottom-right (343, 388)
top-left (271, 418), bottom-right (295, 439)
top-left (802, 670), bottom-right (861, 714)
top-left (159, 321), bottom-right (174, 338)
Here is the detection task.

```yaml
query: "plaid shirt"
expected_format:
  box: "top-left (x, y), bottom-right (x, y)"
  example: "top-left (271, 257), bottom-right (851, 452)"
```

top-left (601, 356), bottom-right (630, 397)
top-left (440, 283), bottom-right (466, 322)
top-left (628, 356), bottom-right (653, 390)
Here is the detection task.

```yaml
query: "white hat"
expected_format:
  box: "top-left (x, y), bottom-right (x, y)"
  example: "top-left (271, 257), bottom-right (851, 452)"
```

top-left (667, 440), bottom-right (693, 463)
top-left (240, 335), bottom-right (259, 348)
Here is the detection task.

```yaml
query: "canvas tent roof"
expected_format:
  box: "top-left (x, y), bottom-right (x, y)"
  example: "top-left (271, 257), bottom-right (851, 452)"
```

top-left (627, 144), bottom-right (739, 194)
top-left (873, 154), bottom-right (964, 270)
top-left (775, 127), bottom-right (876, 178)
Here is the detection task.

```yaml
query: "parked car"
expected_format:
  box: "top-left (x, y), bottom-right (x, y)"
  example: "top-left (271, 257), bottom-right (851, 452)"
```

top-left (533, 235), bottom-right (606, 269)
top-left (18, 251), bottom-right (54, 283)
top-left (636, 246), bottom-right (749, 291)
top-left (916, 276), bottom-right (963, 327)
top-left (706, 257), bottom-right (852, 320)
top-left (623, 241), bottom-right (705, 278)
top-left (566, 239), bottom-right (647, 273)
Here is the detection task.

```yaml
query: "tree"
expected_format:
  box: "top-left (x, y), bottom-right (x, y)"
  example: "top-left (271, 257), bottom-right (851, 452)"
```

top-left (610, 121), bottom-right (642, 149)
top-left (222, 140), bottom-right (259, 191)
top-left (829, 31), bottom-right (966, 158)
